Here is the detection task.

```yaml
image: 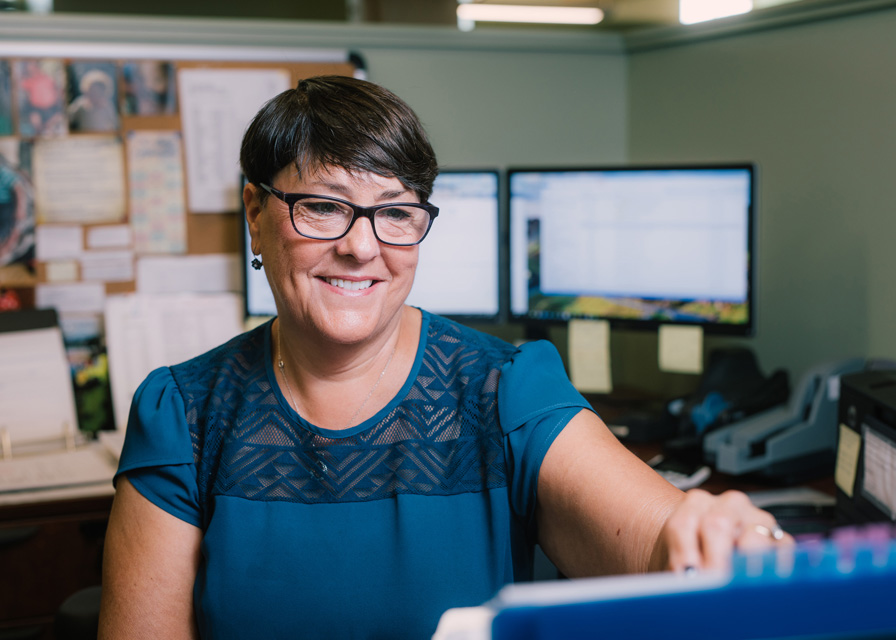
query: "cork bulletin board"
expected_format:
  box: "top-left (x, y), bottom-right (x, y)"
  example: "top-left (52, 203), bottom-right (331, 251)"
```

top-left (0, 55), bottom-right (354, 301)
top-left (0, 42), bottom-right (355, 432)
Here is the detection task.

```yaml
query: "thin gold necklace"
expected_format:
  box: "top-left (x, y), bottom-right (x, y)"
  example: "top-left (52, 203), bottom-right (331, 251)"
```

top-left (277, 324), bottom-right (397, 428)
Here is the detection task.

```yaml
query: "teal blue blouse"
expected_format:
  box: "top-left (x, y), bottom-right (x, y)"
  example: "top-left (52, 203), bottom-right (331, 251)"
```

top-left (117, 311), bottom-right (592, 639)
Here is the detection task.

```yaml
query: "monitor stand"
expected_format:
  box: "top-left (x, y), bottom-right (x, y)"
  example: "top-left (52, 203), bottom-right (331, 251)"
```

top-left (522, 322), bottom-right (551, 343)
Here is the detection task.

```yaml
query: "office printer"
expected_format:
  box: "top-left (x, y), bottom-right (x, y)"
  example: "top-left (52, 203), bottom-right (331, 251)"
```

top-left (703, 358), bottom-right (868, 480)
top-left (836, 370), bottom-right (896, 524)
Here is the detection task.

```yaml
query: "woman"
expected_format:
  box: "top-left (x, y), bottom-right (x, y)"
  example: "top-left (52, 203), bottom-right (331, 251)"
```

top-left (99, 75), bottom-right (788, 639)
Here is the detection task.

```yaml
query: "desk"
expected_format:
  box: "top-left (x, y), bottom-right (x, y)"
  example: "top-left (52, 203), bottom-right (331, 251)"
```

top-left (0, 492), bottom-right (112, 639)
top-left (586, 392), bottom-right (838, 534)
top-left (624, 439), bottom-right (836, 497)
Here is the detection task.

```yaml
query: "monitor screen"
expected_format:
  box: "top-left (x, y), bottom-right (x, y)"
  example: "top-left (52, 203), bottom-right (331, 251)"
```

top-left (509, 165), bottom-right (755, 335)
top-left (242, 169), bottom-right (501, 321)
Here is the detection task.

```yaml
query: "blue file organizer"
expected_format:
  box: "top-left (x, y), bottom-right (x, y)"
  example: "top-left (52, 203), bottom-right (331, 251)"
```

top-left (486, 524), bottom-right (896, 640)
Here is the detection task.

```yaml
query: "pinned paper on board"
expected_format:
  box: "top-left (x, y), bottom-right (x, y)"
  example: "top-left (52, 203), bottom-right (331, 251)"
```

top-left (32, 136), bottom-right (126, 224)
top-left (0, 323), bottom-right (79, 447)
top-left (126, 130), bottom-right (187, 253)
top-left (104, 293), bottom-right (244, 429)
top-left (658, 324), bottom-right (704, 374)
top-left (568, 318), bottom-right (612, 394)
top-left (178, 67), bottom-right (290, 213)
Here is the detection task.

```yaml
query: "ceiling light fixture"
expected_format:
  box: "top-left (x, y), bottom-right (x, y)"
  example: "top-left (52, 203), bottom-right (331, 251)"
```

top-left (679, 0), bottom-right (753, 25)
top-left (456, 3), bottom-right (604, 27)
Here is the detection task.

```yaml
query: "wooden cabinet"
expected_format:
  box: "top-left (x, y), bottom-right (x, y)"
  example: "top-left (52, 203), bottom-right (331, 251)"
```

top-left (0, 494), bottom-right (112, 639)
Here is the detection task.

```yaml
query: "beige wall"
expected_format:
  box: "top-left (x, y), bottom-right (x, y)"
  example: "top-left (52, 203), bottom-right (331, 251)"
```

top-left (628, 6), bottom-right (896, 384)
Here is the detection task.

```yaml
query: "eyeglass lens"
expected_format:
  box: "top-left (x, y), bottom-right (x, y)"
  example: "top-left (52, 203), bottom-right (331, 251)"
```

top-left (293, 197), bottom-right (431, 244)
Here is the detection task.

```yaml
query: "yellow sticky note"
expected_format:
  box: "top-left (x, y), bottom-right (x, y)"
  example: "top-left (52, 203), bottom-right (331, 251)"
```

top-left (835, 423), bottom-right (862, 498)
top-left (658, 325), bottom-right (703, 374)
top-left (568, 319), bottom-right (612, 394)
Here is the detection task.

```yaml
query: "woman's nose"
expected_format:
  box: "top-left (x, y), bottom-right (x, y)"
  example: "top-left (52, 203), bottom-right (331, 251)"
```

top-left (335, 215), bottom-right (380, 262)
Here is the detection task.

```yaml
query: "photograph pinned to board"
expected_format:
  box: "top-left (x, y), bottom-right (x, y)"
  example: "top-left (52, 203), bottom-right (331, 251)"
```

top-left (0, 60), bottom-right (12, 136)
top-left (0, 138), bottom-right (36, 287)
top-left (66, 60), bottom-right (120, 133)
top-left (121, 60), bottom-right (177, 116)
top-left (15, 58), bottom-right (68, 138)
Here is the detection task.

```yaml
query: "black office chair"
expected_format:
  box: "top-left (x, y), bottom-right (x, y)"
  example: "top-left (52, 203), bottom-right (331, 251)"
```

top-left (54, 586), bottom-right (101, 640)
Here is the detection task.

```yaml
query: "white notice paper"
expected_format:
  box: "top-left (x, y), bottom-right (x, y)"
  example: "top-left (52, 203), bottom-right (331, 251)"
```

top-left (0, 327), bottom-right (79, 445)
top-left (35, 225), bottom-right (83, 261)
top-left (80, 250), bottom-right (134, 282)
top-left (33, 136), bottom-right (127, 224)
top-left (178, 68), bottom-right (290, 213)
top-left (104, 293), bottom-right (245, 429)
top-left (36, 282), bottom-right (106, 315)
top-left (136, 254), bottom-right (241, 294)
top-left (568, 319), bottom-right (612, 394)
top-left (86, 224), bottom-right (132, 249)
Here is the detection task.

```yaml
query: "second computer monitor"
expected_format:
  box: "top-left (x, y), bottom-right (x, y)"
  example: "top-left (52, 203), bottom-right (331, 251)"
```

top-left (509, 165), bottom-right (755, 335)
top-left (405, 169), bottom-right (500, 319)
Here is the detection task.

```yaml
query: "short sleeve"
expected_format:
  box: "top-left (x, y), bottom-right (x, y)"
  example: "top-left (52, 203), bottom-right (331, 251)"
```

top-left (116, 367), bottom-right (202, 527)
top-left (498, 340), bottom-right (594, 521)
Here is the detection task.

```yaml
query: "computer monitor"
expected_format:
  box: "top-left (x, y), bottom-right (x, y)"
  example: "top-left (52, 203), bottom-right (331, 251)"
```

top-left (509, 165), bottom-right (755, 336)
top-left (241, 169), bottom-right (501, 322)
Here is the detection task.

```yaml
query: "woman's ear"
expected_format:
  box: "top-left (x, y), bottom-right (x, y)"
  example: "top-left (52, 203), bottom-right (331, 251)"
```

top-left (244, 181), bottom-right (264, 249)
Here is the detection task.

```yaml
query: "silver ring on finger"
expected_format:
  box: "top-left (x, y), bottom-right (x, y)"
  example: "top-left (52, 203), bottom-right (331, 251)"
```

top-left (752, 523), bottom-right (785, 541)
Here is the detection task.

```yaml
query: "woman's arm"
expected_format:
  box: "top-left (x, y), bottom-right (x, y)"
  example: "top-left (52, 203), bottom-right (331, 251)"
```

top-left (98, 476), bottom-right (202, 639)
top-left (536, 409), bottom-right (787, 577)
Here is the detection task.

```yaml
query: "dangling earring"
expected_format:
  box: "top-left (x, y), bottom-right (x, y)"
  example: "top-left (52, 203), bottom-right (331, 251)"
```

top-left (251, 256), bottom-right (263, 270)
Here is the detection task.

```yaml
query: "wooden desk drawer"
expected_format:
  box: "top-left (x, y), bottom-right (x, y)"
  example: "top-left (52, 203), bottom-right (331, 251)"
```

top-left (0, 513), bottom-right (106, 623)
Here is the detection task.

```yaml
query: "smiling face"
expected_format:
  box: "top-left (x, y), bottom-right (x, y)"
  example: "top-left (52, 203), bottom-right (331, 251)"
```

top-left (246, 164), bottom-right (420, 347)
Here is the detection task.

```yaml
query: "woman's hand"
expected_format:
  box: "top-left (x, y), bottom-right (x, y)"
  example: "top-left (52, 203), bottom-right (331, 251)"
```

top-left (538, 411), bottom-right (794, 578)
top-left (657, 488), bottom-right (793, 573)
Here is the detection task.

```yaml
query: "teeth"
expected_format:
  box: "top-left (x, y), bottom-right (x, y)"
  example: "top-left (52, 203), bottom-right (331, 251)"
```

top-left (326, 278), bottom-right (373, 291)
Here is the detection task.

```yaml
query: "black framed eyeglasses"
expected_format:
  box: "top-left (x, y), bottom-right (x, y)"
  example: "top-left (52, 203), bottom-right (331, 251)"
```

top-left (259, 183), bottom-right (439, 246)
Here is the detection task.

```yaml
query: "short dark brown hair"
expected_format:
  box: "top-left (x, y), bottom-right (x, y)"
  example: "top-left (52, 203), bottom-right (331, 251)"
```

top-left (240, 75), bottom-right (439, 202)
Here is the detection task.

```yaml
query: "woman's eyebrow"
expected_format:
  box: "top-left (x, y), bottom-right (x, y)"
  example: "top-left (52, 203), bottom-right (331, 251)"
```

top-left (309, 180), bottom-right (412, 202)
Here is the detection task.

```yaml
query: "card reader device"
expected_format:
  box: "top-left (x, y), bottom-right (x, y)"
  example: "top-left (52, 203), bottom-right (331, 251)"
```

top-left (703, 358), bottom-right (867, 479)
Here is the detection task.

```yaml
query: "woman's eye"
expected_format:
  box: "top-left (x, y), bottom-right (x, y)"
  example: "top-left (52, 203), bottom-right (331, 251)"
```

top-left (380, 207), bottom-right (411, 221)
top-left (305, 202), bottom-right (342, 215)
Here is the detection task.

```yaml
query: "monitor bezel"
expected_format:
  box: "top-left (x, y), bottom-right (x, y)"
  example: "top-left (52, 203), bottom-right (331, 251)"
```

top-left (507, 163), bottom-right (757, 337)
